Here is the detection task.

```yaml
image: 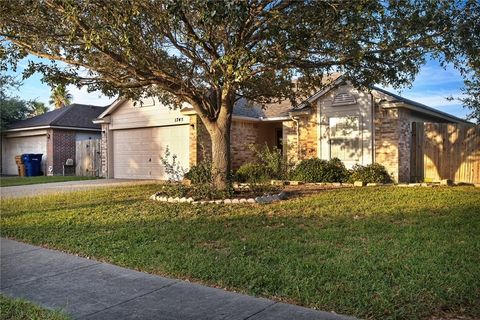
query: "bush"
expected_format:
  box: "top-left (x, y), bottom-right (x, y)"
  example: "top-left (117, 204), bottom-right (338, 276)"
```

top-left (185, 161), bottom-right (212, 184)
top-left (235, 163), bottom-right (269, 183)
top-left (349, 163), bottom-right (393, 184)
top-left (249, 144), bottom-right (287, 180)
top-left (290, 157), bottom-right (349, 182)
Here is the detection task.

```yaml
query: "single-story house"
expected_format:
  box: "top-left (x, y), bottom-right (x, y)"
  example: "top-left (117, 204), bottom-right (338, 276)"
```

top-left (1, 104), bottom-right (105, 176)
top-left (93, 77), bottom-right (471, 182)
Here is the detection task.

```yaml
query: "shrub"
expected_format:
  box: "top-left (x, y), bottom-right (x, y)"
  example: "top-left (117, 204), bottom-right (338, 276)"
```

top-left (160, 147), bottom-right (186, 181)
top-left (349, 163), bottom-right (393, 184)
top-left (249, 144), bottom-right (287, 180)
top-left (290, 157), bottom-right (349, 182)
top-left (235, 163), bottom-right (269, 183)
top-left (185, 161), bottom-right (212, 184)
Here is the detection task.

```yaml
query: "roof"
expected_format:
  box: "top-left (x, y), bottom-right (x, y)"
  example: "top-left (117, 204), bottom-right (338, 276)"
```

top-left (291, 77), bottom-right (471, 124)
top-left (6, 104), bottom-right (106, 131)
top-left (95, 74), bottom-right (469, 124)
top-left (371, 86), bottom-right (472, 124)
top-left (233, 98), bottom-right (293, 119)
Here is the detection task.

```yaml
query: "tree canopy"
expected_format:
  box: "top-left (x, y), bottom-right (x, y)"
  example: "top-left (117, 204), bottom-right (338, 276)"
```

top-left (0, 75), bottom-right (49, 130)
top-left (1, 0), bottom-right (478, 187)
top-left (49, 84), bottom-right (73, 108)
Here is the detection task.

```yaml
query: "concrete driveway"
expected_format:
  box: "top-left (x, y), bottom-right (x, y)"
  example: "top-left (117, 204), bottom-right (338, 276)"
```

top-left (0, 179), bottom-right (156, 199)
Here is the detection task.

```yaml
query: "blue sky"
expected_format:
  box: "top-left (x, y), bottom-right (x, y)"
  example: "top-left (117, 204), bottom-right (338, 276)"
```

top-left (5, 56), bottom-right (469, 119)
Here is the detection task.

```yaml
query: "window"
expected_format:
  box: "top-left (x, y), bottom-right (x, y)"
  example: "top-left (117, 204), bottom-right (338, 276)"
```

top-left (329, 116), bottom-right (361, 162)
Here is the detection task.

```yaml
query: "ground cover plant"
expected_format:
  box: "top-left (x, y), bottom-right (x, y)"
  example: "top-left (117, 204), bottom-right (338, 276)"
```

top-left (0, 295), bottom-right (69, 320)
top-left (0, 176), bottom-right (99, 187)
top-left (1, 185), bottom-right (479, 319)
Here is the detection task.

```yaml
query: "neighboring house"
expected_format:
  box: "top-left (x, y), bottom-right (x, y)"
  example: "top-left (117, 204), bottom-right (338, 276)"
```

top-left (94, 77), bottom-right (471, 182)
top-left (1, 104), bottom-right (105, 176)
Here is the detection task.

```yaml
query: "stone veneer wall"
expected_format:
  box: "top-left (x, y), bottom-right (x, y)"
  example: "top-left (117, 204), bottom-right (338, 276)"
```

top-left (397, 110), bottom-right (412, 182)
top-left (100, 124), bottom-right (109, 177)
top-left (374, 106), bottom-right (411, 182)
top-left (282, 111), bottom-right (317, 165)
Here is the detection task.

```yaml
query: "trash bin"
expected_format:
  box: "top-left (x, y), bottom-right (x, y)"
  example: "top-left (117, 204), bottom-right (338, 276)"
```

top-left (22, 154), bottom-right (35, 177)
top-left (15, 155), bottom-right (25, 177)
top-left (31, 154), bottom-right (43, 176)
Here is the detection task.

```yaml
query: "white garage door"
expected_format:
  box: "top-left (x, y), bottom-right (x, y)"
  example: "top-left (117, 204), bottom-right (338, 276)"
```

top-left (2, 135), bottom-right (47, 175)
top-left (113, 125), bottom-right (190, 180)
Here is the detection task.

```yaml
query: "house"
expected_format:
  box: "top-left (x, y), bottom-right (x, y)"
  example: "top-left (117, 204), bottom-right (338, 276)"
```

top-left (1, 104), bottom-right (105, 176)
top-left (94, 77), bottom-right (471, 182)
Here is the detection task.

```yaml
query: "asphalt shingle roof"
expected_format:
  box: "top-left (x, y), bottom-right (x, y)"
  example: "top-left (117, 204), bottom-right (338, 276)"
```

top-left (7, 104), bottom-right (106, 130)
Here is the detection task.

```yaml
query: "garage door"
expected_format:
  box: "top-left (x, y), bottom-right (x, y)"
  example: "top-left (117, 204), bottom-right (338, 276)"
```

top-left (113, 126), bottom-right (190, 180)
top-left (2, 135), bottom-right (47, 175)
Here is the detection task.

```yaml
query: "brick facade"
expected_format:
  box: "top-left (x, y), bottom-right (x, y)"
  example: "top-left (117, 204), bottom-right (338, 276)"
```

top-left (47, 129), bottom-right (76, 175)
top-left (373, 107), bottom-right (412, 182)
top-left (189, 116), bottom-right (263, 170)
top-left (230, 120), bottom-right (261, 169)
top-left (282, 112), bottom-right (317, 165)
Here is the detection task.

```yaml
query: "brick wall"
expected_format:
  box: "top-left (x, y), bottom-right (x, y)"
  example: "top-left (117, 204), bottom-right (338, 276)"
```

top-left (191, 116), bottom-right (262, 170)
top-left (374, 107), bottom-right (412, 182)
top-left (282, 111), bottom-right (317, 165)
top-left (230, 120), bottom-right (260, 169)
top-left (51, 129), bottom-right (76, 175)
top-left (189, 115), bottom-right (212, 167)
top-left (298, 111), bottom-right (318, 160)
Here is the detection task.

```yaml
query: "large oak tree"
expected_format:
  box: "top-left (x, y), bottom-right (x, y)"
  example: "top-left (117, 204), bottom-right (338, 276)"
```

top-left (1, 0), bottom-right (478, 188)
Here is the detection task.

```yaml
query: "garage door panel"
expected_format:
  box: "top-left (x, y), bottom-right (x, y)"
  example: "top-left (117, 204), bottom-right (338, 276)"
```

top-left (113, 126), bottom-right (189, 180)
top-left (2, 135), bottom-right (47, 175)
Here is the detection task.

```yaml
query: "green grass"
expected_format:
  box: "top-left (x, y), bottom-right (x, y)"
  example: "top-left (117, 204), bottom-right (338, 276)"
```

top-left (0, 176), bottom-right (100, 187)
top-left (1, 185), bottom-right (479, 320)
top-left (0, 295), bottom-right (70, 320)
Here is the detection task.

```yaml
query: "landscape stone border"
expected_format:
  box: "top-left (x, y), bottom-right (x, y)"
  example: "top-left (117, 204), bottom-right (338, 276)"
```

top-left (150, 179), bottom-right (478, 205)
top-left (149, 191), bottom-right (288, 205)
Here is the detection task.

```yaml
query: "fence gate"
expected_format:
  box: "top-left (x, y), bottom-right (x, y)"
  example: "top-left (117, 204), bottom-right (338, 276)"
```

top-left (411, 122), bottom-right (480, 184)
top-left (75, 139), bottom-right (101, 176)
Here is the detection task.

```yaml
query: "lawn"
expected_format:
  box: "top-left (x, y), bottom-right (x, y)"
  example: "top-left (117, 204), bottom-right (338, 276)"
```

top-left (0, 295), bottom-right (69, 320)
top-left (0, 176), bottom-right (100, 187)
top-left (1, 185), bottom-right (479, 319)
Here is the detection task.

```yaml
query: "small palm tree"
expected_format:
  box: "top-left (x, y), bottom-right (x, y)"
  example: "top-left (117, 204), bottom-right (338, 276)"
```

top-left (49, 84), bottom-right (73, 108)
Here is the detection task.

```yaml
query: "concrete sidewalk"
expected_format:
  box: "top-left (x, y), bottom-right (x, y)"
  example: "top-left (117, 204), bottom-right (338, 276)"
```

top-left (0, 238), bottom-right (353, 320)
top-left (0, 179), bottom-right (156, 199)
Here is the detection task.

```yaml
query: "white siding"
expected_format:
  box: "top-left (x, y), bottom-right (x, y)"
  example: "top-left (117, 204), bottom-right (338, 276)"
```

top-left (109, 99), bottom-right (189, 130)
top-left (317, 84), bottom-right (373, 167)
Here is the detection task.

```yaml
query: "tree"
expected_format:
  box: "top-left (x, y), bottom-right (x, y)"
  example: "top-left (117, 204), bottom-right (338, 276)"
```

top-left (29, 101), bottom-right (49, 116)
top-left (0, 75), bottom-right (49, 130)
top-left (1, 0), bottom-right (478, 188)
top-left (49, 84), bottom-right (72, 108)
top-left (0, 97), bottom-right (48, 130)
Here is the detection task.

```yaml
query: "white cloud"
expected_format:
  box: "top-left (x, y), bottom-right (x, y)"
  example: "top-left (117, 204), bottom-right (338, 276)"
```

top-left (67, 85), bottom-right (116, 106)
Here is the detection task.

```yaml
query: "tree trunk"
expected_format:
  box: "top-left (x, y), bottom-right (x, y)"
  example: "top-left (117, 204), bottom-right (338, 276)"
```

top-left (202, 102), bottom-right (233, 190)
top-left (210, 121), bottom-right (231, 190)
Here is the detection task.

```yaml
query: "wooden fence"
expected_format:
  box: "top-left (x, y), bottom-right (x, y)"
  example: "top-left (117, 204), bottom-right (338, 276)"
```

top-left (411, 122), bottom-right (480, 184)
top-left (75, 139), bottom-right (101, 176)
